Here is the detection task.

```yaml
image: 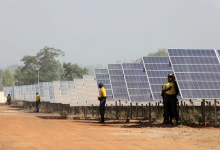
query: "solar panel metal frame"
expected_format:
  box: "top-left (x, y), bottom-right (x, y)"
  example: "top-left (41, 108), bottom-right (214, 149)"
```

top-left (167, 49), bottom-right (220, 99)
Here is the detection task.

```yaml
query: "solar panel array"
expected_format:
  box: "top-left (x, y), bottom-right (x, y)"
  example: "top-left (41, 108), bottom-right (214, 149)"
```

top-left (122, 63), bottom-right (152, 102)
top-left (5, 49), bottom-right (220, 104)
top-left (168, 49), bottom-right (220, 99)
top-left (108, 64), bottom-right (129, 101)
top-left (143, 57), bottom-right (173, 100)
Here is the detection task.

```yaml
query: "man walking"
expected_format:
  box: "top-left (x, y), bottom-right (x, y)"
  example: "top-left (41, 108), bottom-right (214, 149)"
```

top-left (7, 94), bottom-right (11, 105)
top-left (36, 93), bottom-right (40, 113)
top-left (162, 74), bottom-right (178, 124)
top-left (98, 83), bottom-right (106, 123)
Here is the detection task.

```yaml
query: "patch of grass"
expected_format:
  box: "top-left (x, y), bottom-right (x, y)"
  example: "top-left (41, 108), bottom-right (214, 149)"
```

top-left (59, 111), bottom-right (68, 119)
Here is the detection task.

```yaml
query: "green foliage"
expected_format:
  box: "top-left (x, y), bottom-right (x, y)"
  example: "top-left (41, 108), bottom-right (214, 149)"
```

top-left (14, 46), bottom-right (65, 85)
top-left (61, 62), bottom-right (89, 81)
top-left (147, 48), bottom-right (168, 57)
top-left (59, 111), bottom-right (68, 119)
top-left (0, 69), bottom-right (4, 79)
top-left (0, 69), bottom-right (4, 90)
top-left (2, 69), bottom-right (15, 87)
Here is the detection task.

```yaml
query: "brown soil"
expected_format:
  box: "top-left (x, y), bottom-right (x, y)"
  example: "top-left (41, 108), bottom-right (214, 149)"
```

top-left (0, 103), bottom-right (220, 150)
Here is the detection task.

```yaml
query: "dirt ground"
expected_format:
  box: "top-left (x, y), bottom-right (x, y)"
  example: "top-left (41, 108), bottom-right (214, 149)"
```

top-left (0, 103), bottom-right (220, 150)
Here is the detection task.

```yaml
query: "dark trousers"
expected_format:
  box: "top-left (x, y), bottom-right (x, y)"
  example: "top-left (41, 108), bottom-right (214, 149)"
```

top-left (100, 98), bottom-right (106, 122)
top-left (36, 101), bottom-right (40, 112)
top-left (7, 99), bottom-right (11, 105)
top-left (164, 94), bottom-right (178, 121)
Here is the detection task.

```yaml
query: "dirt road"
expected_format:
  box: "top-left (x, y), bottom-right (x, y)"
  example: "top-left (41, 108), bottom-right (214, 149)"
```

top-left (0, 104), bottom-right (220, 150)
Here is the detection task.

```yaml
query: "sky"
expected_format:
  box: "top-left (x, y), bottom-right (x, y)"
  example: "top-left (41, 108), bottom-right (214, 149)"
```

top-left (1, 0), bottom-right (220, 68)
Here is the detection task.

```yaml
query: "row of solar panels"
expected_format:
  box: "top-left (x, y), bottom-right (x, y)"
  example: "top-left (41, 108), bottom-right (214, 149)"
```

top-left (3, 49), bottom-right (220, 105)
top-left (95, 56), bottom-right (173, 103)
top-left (3, 75), bottom-right (101, 106)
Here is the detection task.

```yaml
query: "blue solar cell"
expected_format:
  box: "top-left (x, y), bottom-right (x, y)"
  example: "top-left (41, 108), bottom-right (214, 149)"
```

top-left (125, 76), bottom-right (148, 83)
top-left (173, 65), bottom-right (220, 73)
top-left (108, 70), bottom-right (123, 75)
top-left (128, 89), bottom-right (151, 95)
top-left (147, 71), bottom-right (173, 78)
top-left (95, 74), bottom-right (109, 79)
top-left (145, 64), bottom-right (171, 70)
top-left (151, 85), bottom-right (163, 93)
top-left (110, 76), bottom-right (125, 81)
top-left (129, 95), bottom-right (152, 102)
top-left (96, 79), bottom-right (111, 85)
top-left (122, 63), bottom-right (144, 70)
top-left (126, 82), bottom-right (149, 88)
top-left (111, 82), bottom-right (127, 87)
top-left (113, 94), bottom-right (129, 99)
top-left (142, 57), bottom-right (169, 64)
top-left (148, 78), bottom-right (167, 85)
top-left (123, 70), bottom-right (146, 76)
top-left (168, 49), bottom-right (216, 57)
top-left (108, 64), bottom-right (122, 70)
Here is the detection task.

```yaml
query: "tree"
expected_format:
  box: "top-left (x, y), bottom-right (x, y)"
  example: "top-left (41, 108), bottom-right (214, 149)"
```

top-left (2, 69), bottom-right (15, 87)
top-left (14, 46), bottom-right (65, 85)
top-left (0, 69), bottom-right (4, 90)
top-left (61, 62), bottom-right (89, 81)
top-left (147, 48), bottom-right (168, 56)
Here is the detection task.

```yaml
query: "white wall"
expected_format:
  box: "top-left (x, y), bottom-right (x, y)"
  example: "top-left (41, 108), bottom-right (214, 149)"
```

top-left (0, 92), bottom-right (7, 102)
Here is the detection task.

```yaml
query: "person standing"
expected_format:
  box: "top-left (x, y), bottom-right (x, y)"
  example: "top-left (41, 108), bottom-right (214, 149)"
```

top-left (36, 93), bottom-right (40, 113)
top-left (162, 74), bottom-right (178, 124)
top-left (98, 83), bottom-right (106, 123)
top-left (7, 94), bottom-right (11, 105)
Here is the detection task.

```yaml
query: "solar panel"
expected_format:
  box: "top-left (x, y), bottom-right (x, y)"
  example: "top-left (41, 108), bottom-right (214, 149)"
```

top-left (50, 81), bottom-right (62, 103)
top-left (60, 81), bottom-right (70, 104)
top-left (22, 85), bottom-right (27, 101)
top-left (94, 69), bottom-right (114, 101)
top-left (142, 57), bottom-right (173, 100)
top-left (26, 85), bottom-right (32, 101)
top-left (108, 64), bottom-right (129, 101)
top-left (168, 49), bottom-right (220, 99)
top-left (122, 63), bottom-right (153, 102)
top-left (49, 82), bottom-right (56, 103)
top-left (75, 79), bottom-right (87, 106)
top-left (83, 75), bottom-right (99, 106)
top-left (67, 81), bottom-right (78, 106)
top-left (44, 83), bottom-right (50, 102)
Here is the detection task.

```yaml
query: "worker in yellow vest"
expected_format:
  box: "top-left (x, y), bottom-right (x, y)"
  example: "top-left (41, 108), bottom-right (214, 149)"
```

top-left (162, 74), bottom-right (178, 124)
top-left (98, 83), bottom-right (106, 123)
top-left (36, 93), bottom-right (40, 113)
top-left (7, 94), bottom-right (11, 105)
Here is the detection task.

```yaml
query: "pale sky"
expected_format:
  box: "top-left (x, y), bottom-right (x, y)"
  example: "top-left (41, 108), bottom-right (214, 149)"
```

top-left (1, 0), bottom-right (220, 68)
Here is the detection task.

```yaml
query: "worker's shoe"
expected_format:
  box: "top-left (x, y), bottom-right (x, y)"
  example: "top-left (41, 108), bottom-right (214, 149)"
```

top-left (99, 121), bottom-right (105, 123)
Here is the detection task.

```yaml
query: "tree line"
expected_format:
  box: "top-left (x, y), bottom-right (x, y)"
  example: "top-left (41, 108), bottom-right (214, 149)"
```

top-left (0, 46), bottom-right (89, 90)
